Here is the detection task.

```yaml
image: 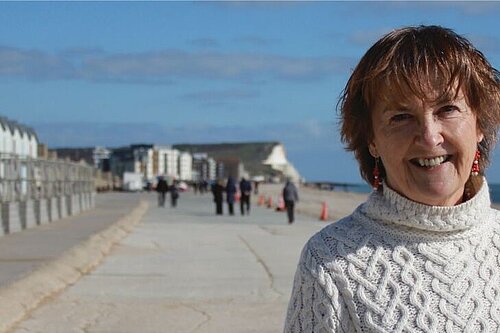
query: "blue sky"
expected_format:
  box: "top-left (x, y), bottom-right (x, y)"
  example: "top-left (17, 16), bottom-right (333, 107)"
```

top-left (1, 2), bottom-right (499, 183)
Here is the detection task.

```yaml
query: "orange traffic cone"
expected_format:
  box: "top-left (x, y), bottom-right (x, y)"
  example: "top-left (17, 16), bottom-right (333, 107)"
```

top-left (276, 196), bottom-right (285, 211)
top-left (267, 196), bottom-right (273, 208)
top-left (258, 195), bottom-right (265, 206)
top-left (320, 201), bottom-right (328, 221)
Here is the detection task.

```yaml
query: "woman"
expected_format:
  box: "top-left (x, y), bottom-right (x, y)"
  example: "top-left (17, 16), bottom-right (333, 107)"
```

top-left (284, 26), bottom-right (500, 332)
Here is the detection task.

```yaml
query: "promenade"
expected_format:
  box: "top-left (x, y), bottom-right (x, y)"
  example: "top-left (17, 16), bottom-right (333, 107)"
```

top-left (3, 190), bottom-right (329, 333)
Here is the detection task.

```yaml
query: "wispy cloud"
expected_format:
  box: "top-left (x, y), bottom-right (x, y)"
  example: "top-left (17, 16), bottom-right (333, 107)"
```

top-left (190, 38), bottom-right (219, 48)
top-left (356, 1), bottom-right (500, 16)
top-left (0, 46), bottom-right (353, 84)
top-left (347, 28), bottom-right (392, 47)
top-left (446, 2), bottom-right (500, 15)
top-left (233, 35), bottom-right (280, 47)
top-left (33, 120), bottom-right (339, 149)
top-left (181, 89), bottom-right (259, 102)
top-left (0, 46), bottom-right (74, 79)
top-left (469, 34), bottom-right (500, 55)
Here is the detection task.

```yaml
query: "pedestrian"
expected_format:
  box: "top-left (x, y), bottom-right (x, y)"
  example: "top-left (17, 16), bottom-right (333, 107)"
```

top-left (155, 176), bottom-right (168, 207)
top-left (284, 25), bottom-right (500, 332)
top-left (253, 181), bottom-right (259, 195)
top-left (239, 177), bottom-right (252, 215)
top-left (225, 176), bottom-right (237, 215)
top-left (282, 179), bottom-right (299, 224)
top-left (169, 180), bottom-right (179, 208)
top-left (211, 179), bottom-right (225, 215)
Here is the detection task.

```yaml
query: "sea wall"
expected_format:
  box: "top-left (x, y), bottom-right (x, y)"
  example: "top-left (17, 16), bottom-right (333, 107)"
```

top-left (0, 157), bottom-right (96, 237)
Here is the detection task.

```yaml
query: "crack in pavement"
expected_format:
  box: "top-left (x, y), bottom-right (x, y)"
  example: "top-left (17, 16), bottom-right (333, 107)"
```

top-left (79, 302), bottom-right (117, 333)
top-left (258, 225), bottom-right (280, 236)
top-left (238, 235), bottom-right (283, 298)
top-left (183, 303), bottom-right (212, 333)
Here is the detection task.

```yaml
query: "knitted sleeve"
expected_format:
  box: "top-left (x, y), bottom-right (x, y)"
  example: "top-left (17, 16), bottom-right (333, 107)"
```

top-left (283, 246), bottom-right (355, 333)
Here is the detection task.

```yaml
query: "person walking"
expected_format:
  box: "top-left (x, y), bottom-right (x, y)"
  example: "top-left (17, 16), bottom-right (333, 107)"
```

top-left (169, 180), bottom-right (179, 208)
top-left (283, 179), bottom-right (299, 224)
top-left (239, 177), bottom-right (252, 215)
top-left (225, 177), bottom-right (237, 215)
top-left (156, 176), bottom-right (168, 207)
top-left (211, 179), bottom-right (225, 215)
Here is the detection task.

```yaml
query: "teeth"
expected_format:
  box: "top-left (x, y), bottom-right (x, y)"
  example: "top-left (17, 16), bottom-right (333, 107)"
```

top-left (417, 155), bottom-right (446, 167)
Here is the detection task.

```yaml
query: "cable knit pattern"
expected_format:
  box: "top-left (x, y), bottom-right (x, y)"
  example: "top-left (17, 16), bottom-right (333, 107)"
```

top-left (284, 179), bottom-right (500, 332)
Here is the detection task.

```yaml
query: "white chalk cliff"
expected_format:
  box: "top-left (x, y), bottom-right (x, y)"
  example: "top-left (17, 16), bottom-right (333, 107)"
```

top-left (262, 144), bottom-right (301, 182)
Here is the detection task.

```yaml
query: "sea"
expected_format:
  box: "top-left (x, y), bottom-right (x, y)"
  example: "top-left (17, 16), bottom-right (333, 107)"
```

top-left (331, 183), bottom-right (500, 204)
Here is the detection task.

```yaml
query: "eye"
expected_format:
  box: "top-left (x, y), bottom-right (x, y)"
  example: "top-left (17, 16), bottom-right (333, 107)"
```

top-left (390, 113), bottom-right (412, 123)
top-left (439, 105), bottom-right (460, 116)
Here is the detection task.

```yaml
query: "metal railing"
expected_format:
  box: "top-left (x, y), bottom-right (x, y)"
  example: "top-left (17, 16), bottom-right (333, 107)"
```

top-left (0, 156), bottom-right (94, 203)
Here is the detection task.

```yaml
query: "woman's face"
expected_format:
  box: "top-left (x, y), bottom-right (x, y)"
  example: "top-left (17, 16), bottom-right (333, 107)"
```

top-left (369, 89), bottom-right (483, 206)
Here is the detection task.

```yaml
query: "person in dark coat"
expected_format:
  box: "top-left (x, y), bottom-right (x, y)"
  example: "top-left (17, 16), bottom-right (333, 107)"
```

top-left (211, 179), bottom-right (225, 215)
top-left (239, 177), bottom-right (252, 215)
top-left (283, 179), bottom-right (299, 223)
top-left (156, 176), bottom-right (168, 207)
top-left (225, 177), bottom-right (237, 215)
top-left (169, 180), bottom-right (179, 208)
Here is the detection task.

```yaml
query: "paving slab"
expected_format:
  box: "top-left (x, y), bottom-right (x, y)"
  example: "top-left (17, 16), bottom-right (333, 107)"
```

top-left (0, 192), bottom-right (149, 332)
top-left (12, 191), bottom-right (329, 333)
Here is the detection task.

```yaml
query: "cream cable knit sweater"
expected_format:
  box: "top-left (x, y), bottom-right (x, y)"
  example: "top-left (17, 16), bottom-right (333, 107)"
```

top-left (284, 179), bottom-right (500, 332)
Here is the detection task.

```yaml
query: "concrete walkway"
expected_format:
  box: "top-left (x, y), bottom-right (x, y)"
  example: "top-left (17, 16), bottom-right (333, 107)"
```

top-left (10, 191), bottom-right (328, 333)
top-left (0, 193), bottom-right (149, 332)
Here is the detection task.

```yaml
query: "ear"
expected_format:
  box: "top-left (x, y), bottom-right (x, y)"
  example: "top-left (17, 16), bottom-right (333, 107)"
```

top-left (368, 142), bottom-right (379, 158)
top-left (477, 131), bottom-right (484, 144)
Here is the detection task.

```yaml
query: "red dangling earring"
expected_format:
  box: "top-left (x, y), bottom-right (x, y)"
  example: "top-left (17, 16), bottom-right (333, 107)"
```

top-left (471, 150), bottom-right (480, 176)
top-left (372, 158), bottom-right (381, 190)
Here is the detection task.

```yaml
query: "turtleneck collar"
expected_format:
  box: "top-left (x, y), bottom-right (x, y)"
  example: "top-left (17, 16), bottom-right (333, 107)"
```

top-left (358, 177), bottom-right (492, 232)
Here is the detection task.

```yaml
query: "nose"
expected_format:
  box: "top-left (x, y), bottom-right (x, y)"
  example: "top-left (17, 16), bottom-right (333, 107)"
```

top-left (415, 117), bottom-right (444, 148)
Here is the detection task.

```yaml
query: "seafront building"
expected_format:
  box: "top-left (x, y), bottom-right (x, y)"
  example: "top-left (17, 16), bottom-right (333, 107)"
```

top-left (0, 117), bottom-right (39, 158)
top-left (178, 151), bottom-right (193, 181)
top-left (52, 141), bottom-right (302, 189)
top-left (192, 153), bottom-right (217, 181)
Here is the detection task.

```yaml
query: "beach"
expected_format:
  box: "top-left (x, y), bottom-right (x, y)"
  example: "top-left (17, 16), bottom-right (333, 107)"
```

top-left (257, 183), bottom-right (499, 222)
top-left (256, 183), bottom-right (368, 222)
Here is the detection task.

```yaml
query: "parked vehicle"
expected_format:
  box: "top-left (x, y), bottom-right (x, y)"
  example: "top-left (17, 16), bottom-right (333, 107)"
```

top-left (122, 172), bottom-right (143, 191)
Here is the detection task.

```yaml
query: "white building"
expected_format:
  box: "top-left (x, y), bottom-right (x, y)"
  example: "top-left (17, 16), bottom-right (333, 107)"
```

top-left (192, 153), bottom-right (217, 181)
top-left (155, 146), bottom-right (179, 179)
top-left (154, 146), bottom-right (193, 182)
top-left (178, 152), bottom-right (192, 181)
top-left (93, 146), bottom-right (111, 170)
top-left (132, 145), bottom-right (154, 181)
top-left (0, 117), bottom-right (39, 159)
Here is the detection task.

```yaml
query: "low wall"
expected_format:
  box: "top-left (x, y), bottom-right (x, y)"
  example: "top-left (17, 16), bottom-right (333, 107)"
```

top-left (0, 193), bottom-right (95, 237)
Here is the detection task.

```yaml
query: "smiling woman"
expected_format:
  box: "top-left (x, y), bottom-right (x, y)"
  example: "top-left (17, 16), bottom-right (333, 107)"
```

top-left (284, 26), bottom-right (500, 333)
top-left (369, 89), bottom-right (483, 206)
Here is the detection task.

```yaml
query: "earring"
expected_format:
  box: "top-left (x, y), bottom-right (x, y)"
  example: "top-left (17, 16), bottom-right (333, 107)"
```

top-left (471, 150), bottom-right (480, 176)
top-left (372, 158), bottom-right (381, 190)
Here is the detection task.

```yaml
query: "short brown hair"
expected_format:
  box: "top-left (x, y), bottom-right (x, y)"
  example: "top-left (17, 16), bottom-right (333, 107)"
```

top-left (339, 25), bottom-right (500, 186)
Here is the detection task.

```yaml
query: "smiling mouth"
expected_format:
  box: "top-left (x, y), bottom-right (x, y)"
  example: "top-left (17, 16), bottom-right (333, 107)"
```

top-left (411, 155), bottom-right (451, 168)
